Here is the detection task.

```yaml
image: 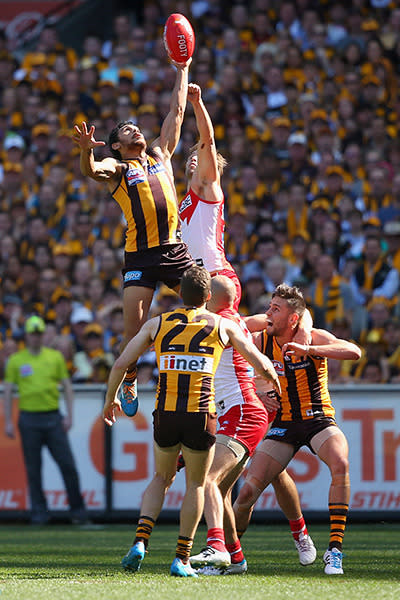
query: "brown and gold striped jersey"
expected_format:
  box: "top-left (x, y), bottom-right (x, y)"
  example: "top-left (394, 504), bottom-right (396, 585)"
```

top-left (112, 155), bottom-right (180, 253)
top-left (260, 332), bottom-right (335, 421)
top-left (153, 307), bottom-right (225, 413)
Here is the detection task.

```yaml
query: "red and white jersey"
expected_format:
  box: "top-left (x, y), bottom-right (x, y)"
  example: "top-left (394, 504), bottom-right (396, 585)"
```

top-left (178, 187), bottom-right (227, 272)
top-left (215, 307), bottom-right (265, 416)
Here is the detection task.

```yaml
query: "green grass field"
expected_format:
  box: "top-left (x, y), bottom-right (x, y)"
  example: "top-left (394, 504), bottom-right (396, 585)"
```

top-left (0, 522), bottom-right (399, 599)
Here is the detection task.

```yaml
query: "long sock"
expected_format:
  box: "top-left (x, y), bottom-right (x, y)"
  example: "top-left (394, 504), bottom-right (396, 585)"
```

top-left (226, 540), bottom-right (245, 564)
top-left (134, 515), bottom-right (155, 549)
top-left (206, 527), bottom-right (226, 552)
top-left (289, 515), bottom-right (308, 541)
top-left (328, 503), bottom-right (348, 551)
top-left (176, 536), bottom-right (193, 563)
top-left (124, 367), bottom-right (137, 381)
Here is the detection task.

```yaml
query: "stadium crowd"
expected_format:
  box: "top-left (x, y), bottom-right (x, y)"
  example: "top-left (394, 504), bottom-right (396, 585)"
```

top-left (1, 0), bottom-right (400, 385)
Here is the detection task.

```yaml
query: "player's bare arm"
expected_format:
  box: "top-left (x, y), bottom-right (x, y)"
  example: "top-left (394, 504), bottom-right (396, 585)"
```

top-left (74, 121), bottom-right (122, 185)
top-left (221, 318), bottom-right (281, 396)
top-left (283, 328), bottom-right (361, 361)
top-left (152, 59), bottom-right (191, 162)
top-left (103, 318), bottom-right (160, 426)
top-left (244, 313), bottom-right (268, 333)
top-left (293, 308), bottom-right (313, 345)
top-left (187, 83), bottom-right (220, 187)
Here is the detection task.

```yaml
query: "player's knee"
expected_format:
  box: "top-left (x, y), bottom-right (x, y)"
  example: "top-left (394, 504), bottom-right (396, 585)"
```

top-left (155, 471), bottom-right (176, 489)
top-left (331, 454), bottom-right (349, 476)
top-left (271, 469), bottom-right (287, 488)
top-left (235, 479), bottom-right (261, 509)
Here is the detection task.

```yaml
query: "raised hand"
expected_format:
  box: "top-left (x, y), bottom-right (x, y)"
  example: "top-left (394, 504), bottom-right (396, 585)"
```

top-left (73, 121), bottom-right (106, 150)
top-left (187, 82), bottom-right (201, 104)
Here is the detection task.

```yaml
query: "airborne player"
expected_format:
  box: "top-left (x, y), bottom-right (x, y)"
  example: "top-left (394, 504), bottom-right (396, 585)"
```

top-left (74, 29), bottom-right (194, 418)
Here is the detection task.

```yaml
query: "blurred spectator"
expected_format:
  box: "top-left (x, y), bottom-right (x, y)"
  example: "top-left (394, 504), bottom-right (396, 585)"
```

top-left (382, 221), bottom-right (400, 271)
top-left (72, 322), bottom-right (113, 383)
top-left (1, 0), bottom-right (400, 384)
top-left (352, 330), bottom-right (389, 382)
top-left (359, 359), bottom-right (386, 383)
top-left (308, 254), bottom-right (355, 330)
top-left (241, 235), bottom-right (279, 284)
top-left (70, 305), bottom-right (93, 352)
top-left (350, 233), bottom-right (399, 306)
top-left (0, 337), bottom-right (18, 379)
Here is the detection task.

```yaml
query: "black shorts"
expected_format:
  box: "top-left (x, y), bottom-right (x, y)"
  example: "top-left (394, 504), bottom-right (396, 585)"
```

top-left (153, 409), bottom-right (217, 451)
top-left (123, 243), bottom-right (194, 289)
top-left (266, 416), bottom-right (337, 454)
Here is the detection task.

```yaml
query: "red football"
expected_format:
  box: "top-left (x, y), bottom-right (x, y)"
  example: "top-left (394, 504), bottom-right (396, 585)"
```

top-left (163, 13), bottom-right (195, 64)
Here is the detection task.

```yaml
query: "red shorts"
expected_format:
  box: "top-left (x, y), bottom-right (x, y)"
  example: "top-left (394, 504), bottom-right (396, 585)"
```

top-left (211, 266), bottom-right (242, 312)
top-left (217, 402), bottom-right (269, 456)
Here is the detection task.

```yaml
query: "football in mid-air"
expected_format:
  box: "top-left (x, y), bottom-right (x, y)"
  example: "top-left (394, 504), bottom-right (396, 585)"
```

top-left (163, 13), bottom-right (195, 64)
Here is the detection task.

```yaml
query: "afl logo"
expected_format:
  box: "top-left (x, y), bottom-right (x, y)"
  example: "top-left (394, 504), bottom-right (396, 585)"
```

top-left (272, 360), bottom-right (284, 376)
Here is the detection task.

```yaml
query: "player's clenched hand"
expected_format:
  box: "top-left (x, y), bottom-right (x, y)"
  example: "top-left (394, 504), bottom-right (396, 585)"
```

top-left (73, 121), bottom-right (106, 150)
top-left (187, 83), bottom-right (201, 104)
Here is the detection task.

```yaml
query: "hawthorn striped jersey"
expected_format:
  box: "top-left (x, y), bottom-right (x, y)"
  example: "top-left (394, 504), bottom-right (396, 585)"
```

top-left (112, 155), bottom-right (180, 253)
top-left (153, 307), bottom-right (225, 413)
top-left (260, 332), bottom-right (335, 421)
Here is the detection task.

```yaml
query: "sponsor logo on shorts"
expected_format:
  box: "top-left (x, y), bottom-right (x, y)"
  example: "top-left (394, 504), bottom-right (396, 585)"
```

top-left (20, 364), bottom-right (34, 377)
top-left (267, 427), bottom-right (287, 437)
top-left (160, 354), bottom-right (214, 373)
top-left (272, 360), bottom-right (285, 376)
top-left (126, 168), bottom-right (146, 186)
top-left (124, 270), bottom-right (142, 282)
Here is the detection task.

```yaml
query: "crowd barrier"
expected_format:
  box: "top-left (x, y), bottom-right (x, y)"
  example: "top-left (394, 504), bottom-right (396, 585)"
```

top-left (1, 384), bottom-right (399, 521)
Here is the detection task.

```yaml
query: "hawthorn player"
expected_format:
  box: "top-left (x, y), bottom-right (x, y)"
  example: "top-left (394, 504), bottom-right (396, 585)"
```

top-left (74, 56), bottom-right (193, 417)
top-left (102, 265), bottom-right (280, 577)
top-left (233, 284), bottom-right (361, 575)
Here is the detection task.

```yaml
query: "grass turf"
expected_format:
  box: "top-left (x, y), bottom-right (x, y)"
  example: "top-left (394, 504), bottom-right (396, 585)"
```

top-left (0, 522), bottom-right (399, 599)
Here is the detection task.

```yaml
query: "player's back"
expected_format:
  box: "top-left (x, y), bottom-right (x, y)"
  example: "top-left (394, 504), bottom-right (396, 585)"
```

top-left (153, 306), bottom-right (225, 413)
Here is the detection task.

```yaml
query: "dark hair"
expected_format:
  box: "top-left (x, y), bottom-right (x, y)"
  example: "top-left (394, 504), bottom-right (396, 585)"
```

top-left (108, 120), bottom-right (158, 160)
top-left (108, 121), bottom-right (131, 160)
top-left (272, 283), bottom-right (306, 317)
top-left (180, 265), bottom-right (211, 307)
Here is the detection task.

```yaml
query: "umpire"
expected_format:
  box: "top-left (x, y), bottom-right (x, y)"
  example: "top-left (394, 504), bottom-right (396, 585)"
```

top-left (3, 316), bottom-right (87, 525)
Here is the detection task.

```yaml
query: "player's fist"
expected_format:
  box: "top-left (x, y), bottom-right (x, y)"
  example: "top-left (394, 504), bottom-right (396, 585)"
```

top-left (187, 83), bottom-right (201, 104)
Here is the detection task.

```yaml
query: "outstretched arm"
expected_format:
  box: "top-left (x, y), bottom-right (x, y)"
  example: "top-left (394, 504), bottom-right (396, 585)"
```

top-left (188, 83), bottom-right (220, 184)
top-left (73, 121), bottom-right (121, 183)
top-left (153, 59), bottom-right (191, 160)
top-left (283, 328), bottom-right (361, 361)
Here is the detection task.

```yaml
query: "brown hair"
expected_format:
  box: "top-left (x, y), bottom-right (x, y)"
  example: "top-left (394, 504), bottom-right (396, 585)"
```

top-left (180, 265), bottom-right (211, 307)
top-left (272, 283), bottom-right (306, 317)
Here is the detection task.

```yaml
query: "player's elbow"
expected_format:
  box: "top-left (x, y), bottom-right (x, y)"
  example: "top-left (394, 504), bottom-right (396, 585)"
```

top-left (347, 344), bottom-right (362, 360)
top-left (113, 357), bottom-right (128, 372)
